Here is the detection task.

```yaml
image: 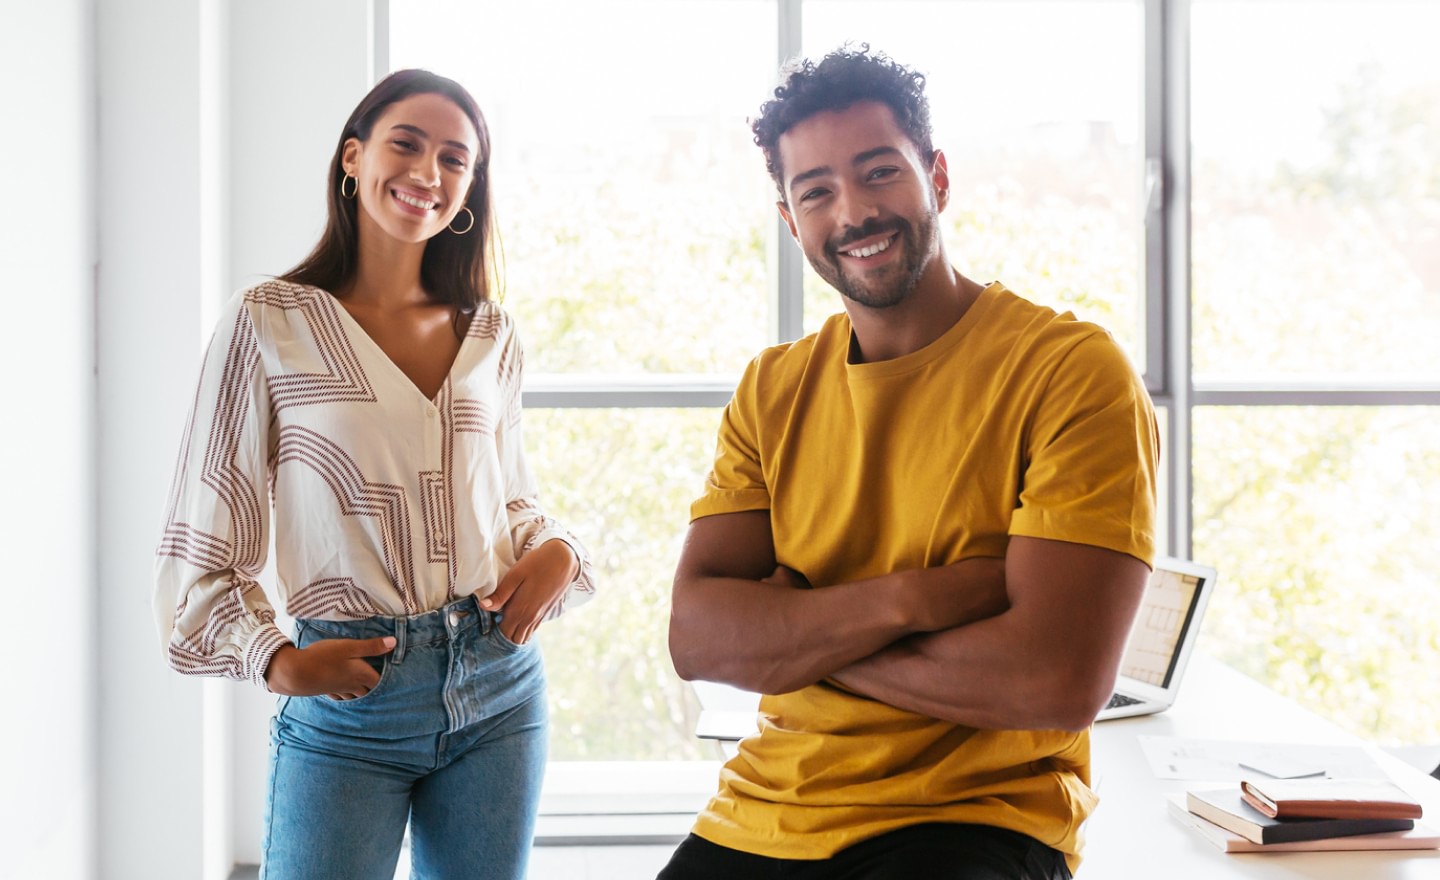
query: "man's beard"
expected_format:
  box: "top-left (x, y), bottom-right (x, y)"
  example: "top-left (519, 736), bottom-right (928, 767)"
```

top-left (813, 209), bottom-right (938, 310)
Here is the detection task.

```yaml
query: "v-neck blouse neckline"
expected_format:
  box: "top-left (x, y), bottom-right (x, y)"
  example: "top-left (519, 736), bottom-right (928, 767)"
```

top-left (323, 286), bottom-right (473, 409)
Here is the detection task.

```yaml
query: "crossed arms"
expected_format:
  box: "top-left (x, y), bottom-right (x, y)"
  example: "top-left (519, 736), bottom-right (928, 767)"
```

top-left (668, 509), bottom-right (1149, 732)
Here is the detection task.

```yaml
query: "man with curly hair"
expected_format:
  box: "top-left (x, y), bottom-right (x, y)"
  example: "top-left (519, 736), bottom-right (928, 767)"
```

top-left (661, 45), bottom-right (1159, 879)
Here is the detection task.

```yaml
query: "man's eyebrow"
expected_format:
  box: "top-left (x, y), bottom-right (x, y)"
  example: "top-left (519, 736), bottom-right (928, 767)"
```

top-left (390, 123), bottom-right (472, 154)
top-left (788, 165), bottom-right (833, 195)
top-left (852, 146), bottom-right (903, 165)
top-left (787, 146), bottom-right (906, 196)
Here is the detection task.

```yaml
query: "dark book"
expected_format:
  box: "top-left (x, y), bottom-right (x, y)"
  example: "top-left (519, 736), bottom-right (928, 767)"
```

top-left (1186, 788), bottom-right (1416, 845)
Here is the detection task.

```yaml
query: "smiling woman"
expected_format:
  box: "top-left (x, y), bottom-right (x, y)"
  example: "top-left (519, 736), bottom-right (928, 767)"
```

top-left (153, 69), bottom-right (596, 880)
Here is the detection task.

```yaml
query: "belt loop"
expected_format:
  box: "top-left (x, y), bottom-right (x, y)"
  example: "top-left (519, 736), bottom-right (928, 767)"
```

top-left (473, 594), bottom-right (491, 635)
top-left (391, 616), bottom-right (408, 663)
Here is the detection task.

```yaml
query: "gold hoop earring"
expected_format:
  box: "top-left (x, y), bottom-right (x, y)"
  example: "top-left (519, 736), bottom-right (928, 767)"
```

top-left (340, 173), bottom-right (358, 199)
top-left (448, 206), bottom-right (475, 235)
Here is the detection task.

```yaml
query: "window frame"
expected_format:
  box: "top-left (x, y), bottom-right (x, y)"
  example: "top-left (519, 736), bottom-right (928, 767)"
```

top-left (375, 0), bottom-right (1440, 827)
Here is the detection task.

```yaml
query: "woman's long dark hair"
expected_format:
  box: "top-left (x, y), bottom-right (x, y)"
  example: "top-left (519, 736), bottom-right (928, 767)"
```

top-left (280, 69), bottom-right (502, 324)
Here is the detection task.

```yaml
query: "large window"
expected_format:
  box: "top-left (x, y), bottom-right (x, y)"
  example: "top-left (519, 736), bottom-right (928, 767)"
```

top-left (1189, 0), bottom-right (1440, 743)
top-left (803, 1), bottom-right (1147, 361)
top-left (393, 0), bottom-right (1440, 763)
top-left (393, 0), bottom-right (777, 762)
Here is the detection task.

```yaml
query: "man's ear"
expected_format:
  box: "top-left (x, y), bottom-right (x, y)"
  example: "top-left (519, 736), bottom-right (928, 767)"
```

top-left (341, 137), bottom-right (362, 176)
top-left (931, 149), bottom-right (950, 213)
top-left (777, 200), bottom-right (799, 242)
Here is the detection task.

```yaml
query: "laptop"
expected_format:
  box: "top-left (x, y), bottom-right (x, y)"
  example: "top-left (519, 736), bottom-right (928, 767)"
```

top-left (693, 556), bottom-right (1219, 739)
top-left (1096, 556), bottom-right (1218, 721)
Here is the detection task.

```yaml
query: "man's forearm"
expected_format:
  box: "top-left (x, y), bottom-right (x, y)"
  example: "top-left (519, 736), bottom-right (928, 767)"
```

top-left (669, 559), bottom-right (1007, 695)
top-left (831, 538), bottom-right (1151, 731)
top-left (831, 615), bottom-right (1097, 730)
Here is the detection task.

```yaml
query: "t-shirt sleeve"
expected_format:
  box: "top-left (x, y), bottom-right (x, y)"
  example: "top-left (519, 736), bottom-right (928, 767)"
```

top-left (1008, 331), bottom-right (1159, 564)
top-left (690, 356), bottom-right (771, 521)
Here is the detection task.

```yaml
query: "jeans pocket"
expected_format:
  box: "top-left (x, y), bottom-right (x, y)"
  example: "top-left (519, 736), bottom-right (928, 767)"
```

top-left (291, 619), bottom-right (394, 705)
top-left (490, 620), bottom-right (530, 654)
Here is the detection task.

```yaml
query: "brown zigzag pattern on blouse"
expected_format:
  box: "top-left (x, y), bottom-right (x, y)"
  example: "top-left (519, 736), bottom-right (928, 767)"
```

top-left (420, 469), bottom-right (449, 565)
top-left (452, 399), bottom-right (497, 435)
top-left (496, 338), bottom-right (524, 430)
top-left (287, 577), bottom-right (388, 620)
top-left (168, 581), bottom-right (276, 678)
top-left (466, 306), bottom-right (505, 339)
top-left (159, 305), bottom-right (264, 586)
top-left (505, 495), bottom-right (598, 609)
top-left (158, 332), bottom-right (224, 567)
top-left (276, 425), bottom-right (419, 613)
top-left (516, 514), bottom-right (598, 608)
top-left (437, 381), bottom-right (461, 598)
top-left (247, 281), bottom-right (377, 411)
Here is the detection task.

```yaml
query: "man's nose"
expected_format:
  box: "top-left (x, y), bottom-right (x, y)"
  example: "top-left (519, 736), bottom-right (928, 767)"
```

top-left (833, 185), bottom-right (880, 229)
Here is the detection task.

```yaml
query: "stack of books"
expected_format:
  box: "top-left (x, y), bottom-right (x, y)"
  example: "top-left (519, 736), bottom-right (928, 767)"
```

top-left (1168, 778), bottom-right (1440, 853)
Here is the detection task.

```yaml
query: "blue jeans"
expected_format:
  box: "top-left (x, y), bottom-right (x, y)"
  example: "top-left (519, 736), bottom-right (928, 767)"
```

top-left (261, 595), bottom-right (547, 880)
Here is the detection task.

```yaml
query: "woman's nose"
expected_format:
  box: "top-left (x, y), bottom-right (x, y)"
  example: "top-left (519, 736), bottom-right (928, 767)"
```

top-left (409, 154), bottom-right (440, 187)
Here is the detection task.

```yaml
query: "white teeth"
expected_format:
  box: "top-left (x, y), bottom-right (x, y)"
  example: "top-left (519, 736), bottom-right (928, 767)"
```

top-left (394, 191), bottom-right (437, 210)
top-left (843, 236), bottom-right (893, 258)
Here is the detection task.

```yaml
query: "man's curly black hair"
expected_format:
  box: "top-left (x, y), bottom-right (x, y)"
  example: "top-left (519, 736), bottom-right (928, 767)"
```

top-left (751, 44), bottom-right (934, 201)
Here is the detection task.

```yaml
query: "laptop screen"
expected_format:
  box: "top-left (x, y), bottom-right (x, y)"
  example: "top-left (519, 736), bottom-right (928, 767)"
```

top-left (1116, 564), bottom-right (1210, 690)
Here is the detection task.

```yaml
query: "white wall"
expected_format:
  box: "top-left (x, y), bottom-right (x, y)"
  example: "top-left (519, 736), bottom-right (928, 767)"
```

top-left (0, 1), bottom-right (98, 878)
top-left (95, 0), bottom-right (215, 873)
top-left (92, 1), bottom-right (374, 877)
top-left (225, 1), bottom-right (376, 865)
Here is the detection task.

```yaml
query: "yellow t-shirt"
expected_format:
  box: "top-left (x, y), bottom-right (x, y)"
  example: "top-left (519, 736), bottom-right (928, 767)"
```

top-left (689, 282), bottom-right (1159, 872)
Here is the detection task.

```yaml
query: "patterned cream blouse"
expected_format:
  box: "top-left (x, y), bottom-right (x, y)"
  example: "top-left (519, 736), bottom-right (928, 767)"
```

top-left (154, 280), bottom-right (595, 688)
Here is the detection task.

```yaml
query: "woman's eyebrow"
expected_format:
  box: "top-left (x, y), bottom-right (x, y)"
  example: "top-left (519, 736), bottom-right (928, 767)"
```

top-left (389, 123), bottom-right (472, 154)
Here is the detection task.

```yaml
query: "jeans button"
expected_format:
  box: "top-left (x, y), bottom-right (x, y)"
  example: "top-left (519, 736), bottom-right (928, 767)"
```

top-left (448, 611), bottom-right (461, 628)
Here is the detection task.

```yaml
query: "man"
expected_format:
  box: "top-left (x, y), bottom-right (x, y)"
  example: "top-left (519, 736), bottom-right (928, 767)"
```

top-left (659, 46), bottom-right (1158, 880)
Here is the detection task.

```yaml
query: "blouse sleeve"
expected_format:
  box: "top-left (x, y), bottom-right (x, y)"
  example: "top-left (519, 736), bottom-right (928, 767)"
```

top-left (493, 329), bottom-right (596, 618)
top-left (153, 292), bottom-right (291, 688)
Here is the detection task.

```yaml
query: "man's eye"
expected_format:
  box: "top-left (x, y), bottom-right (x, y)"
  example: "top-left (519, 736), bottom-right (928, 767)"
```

top-left (869, 167), bottom-right (898, 180)
top-left (800, 188), bottom-right (829, 202)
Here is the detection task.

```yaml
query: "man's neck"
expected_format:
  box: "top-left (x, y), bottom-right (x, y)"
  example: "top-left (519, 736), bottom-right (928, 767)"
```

top-left (845, 261), bottom-right (985, 364)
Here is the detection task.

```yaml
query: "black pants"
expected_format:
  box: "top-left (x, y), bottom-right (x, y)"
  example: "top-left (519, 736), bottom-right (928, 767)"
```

top-left (656, 823), bottom-right (1073, 880)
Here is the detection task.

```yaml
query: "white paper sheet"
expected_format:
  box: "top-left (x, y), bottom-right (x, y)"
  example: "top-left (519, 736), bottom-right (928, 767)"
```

top-left (1138, 735), bottom-right (1387, 781)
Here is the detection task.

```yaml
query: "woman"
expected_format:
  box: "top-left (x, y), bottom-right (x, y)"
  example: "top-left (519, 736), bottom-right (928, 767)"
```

top-left (154, 69), bottom-right (594, 879)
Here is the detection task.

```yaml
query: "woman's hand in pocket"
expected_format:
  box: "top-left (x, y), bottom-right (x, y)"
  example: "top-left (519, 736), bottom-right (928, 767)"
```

top-left (482, 539), bottom-right (579, 645)
top-left (264, 636), bottom-right (396, 699)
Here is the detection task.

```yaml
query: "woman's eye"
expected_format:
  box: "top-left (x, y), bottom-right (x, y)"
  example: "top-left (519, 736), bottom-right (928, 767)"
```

top-left (393, 139), bottom-right (415, 150)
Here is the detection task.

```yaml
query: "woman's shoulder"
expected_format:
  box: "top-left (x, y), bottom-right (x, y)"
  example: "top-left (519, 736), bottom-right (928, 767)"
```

top-left (240, 278), bottom-right (332, 307)
top-left (213, 280), bottom-right (342, 347)
top-left (462, 299), bottom-right (516, 343)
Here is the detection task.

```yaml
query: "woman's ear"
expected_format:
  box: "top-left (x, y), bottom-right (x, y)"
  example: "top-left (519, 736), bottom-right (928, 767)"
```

top-left (341, 137), bottom-right (362, 176)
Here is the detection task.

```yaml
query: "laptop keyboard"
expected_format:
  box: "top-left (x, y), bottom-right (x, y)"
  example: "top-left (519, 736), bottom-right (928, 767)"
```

top-left (1105, 692), bottom-right (1142, 710)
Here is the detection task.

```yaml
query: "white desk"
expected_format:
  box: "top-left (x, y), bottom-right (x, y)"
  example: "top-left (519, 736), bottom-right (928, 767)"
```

top-left (700, 656), bottom-right (1440, 877)
top-left (1083, 655), bottom-right (1440, 878)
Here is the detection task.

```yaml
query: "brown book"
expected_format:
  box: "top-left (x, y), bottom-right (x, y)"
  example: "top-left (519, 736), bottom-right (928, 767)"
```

top-left (1166, 794), bottom-right (1440, 853)
top-left (1240, 778), bottom-right (1423, 820)
top-left (1187, 788), bottom-right (1415, 845)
